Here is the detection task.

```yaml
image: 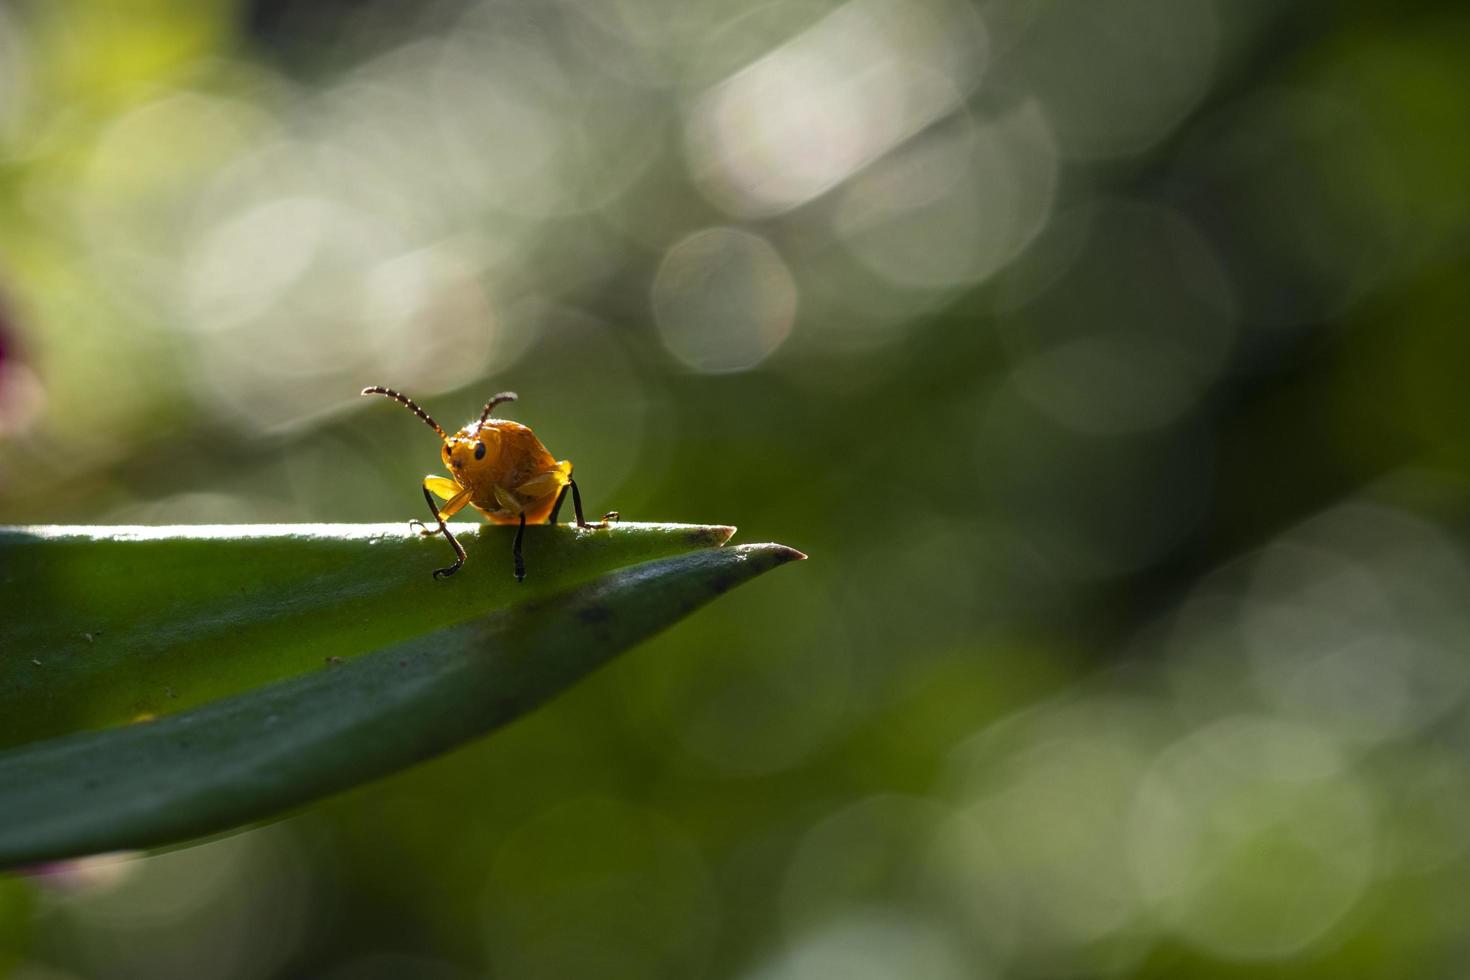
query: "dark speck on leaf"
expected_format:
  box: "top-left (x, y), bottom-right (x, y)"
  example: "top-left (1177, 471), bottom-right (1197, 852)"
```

top-left (709, 574), bottom-right (737, 594)
top-left (577, 605), bottom-right (613, 625)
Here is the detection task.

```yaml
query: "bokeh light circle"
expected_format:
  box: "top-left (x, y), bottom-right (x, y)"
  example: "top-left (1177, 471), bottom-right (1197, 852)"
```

top-left (741, 908), bottom-right (973, 980)
top-left (1008, 0), bottom-right (1219, 160)
top-left (932, 698), bottom-right (1166, 973)
top-left (1129, 716), bottom-right (1375, 961)
top-left (652, 226), bottom-right (796, 373)
top-left (996, 200), bottom-right (1237, 436)
top-left (1241, 503), bottom-right (1470, 744)
top-left (833, 99), bottom-right (1056, 291)
top-left (685, 0), bottom-right (988, 218)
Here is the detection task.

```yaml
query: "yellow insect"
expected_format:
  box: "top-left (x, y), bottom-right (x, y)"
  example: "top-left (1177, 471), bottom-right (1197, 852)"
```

top-left (363, 386), bottom-right (617, 581)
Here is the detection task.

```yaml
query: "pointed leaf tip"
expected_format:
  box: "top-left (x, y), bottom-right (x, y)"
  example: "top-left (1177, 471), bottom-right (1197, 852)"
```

top-left (0, 532), bottom-right (802, 866)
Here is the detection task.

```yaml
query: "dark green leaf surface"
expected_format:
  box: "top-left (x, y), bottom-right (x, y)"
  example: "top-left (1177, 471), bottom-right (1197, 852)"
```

top-left (0, 536), bottom-right (802, 867)
top-left (0, 522), bottom-right (735, 748)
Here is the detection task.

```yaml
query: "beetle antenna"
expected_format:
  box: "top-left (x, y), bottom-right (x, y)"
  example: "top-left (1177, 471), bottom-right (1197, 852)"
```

top-left (361, 386), bottom-right (446, 439)
top-left (479, 391), bottom-right (518, 426)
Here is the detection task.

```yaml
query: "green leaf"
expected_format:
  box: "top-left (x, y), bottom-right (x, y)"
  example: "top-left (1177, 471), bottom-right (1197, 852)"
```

top-left (0, 528), bottom-right (802, 868)
top-left (0, 522), bottom-right (736, 749)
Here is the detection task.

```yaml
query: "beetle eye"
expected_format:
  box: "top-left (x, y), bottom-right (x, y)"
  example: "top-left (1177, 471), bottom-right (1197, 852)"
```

top-left (474, 441), bottom-right (486, 460)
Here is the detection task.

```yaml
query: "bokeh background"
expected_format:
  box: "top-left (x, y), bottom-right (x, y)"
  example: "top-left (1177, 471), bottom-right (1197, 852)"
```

top-left (4, 0), bottom-right (1470, 976)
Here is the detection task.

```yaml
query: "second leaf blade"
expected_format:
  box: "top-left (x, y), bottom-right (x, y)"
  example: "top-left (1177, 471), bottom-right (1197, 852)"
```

top-left (0, 542), bottom-right (803, 868)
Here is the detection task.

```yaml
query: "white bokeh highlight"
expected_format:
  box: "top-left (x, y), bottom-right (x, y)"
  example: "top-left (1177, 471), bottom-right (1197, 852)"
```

top-left (652, 227), bottom-right (796, 373)
top-left (685, 0), bottom-right (988, 217)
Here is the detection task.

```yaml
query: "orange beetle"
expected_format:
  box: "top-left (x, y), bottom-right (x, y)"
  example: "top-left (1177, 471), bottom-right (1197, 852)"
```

top-left (363, 386), bottom-right (616, 580)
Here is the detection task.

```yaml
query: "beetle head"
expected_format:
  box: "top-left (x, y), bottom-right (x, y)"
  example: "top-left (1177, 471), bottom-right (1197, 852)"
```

top-left (443, 426), bottom-right (496, 475)
top-left (362, 386), bottom-right (516, 477)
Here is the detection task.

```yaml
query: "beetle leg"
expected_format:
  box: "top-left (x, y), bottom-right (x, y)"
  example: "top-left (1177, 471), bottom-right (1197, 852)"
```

top-left (540, 460), bottom-right (577, 525)
top-left (513, 512), bottom-right (527, 582)
top-left (515, 470), bottom-right (565, 500)
top-left (424, 476), bottom-right (463, 500)
top-left (547, 483), bottom-right (570, 524)
top-left (484, 485), bottom-right (531, 581)
top-left (492, 485), bottom-right (522, 514)
top-left (512, 471), bottom-right (567, 525)
top-left (412, 477), bottom-right (468, 536)
top-left (417, 481), bottom-right (471, 578)
top-left (569, 479), bottom-right (618, 528)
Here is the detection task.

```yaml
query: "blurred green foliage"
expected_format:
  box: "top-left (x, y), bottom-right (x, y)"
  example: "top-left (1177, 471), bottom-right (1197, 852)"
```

top-left (3, 0), bottom-right (1470, 977)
